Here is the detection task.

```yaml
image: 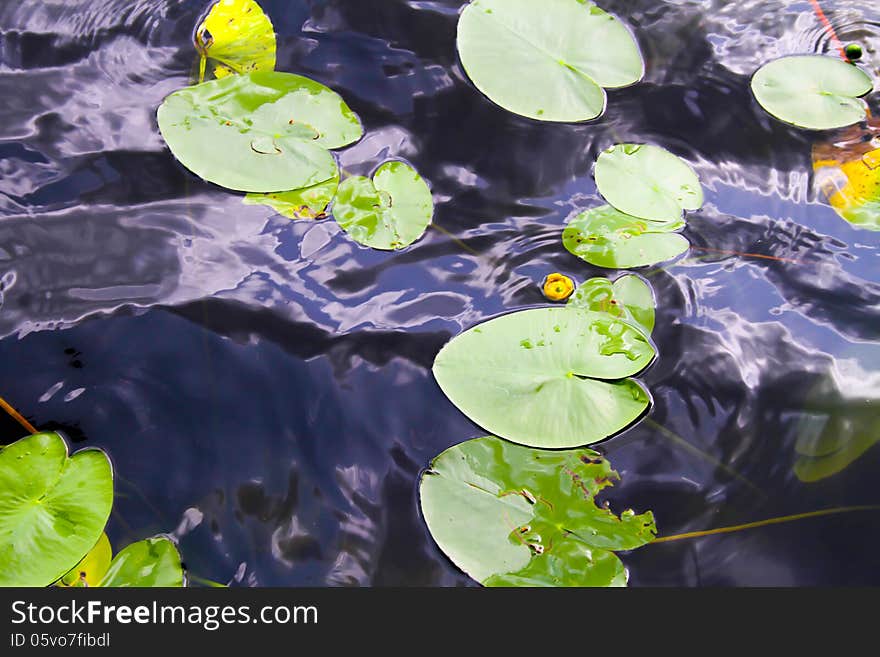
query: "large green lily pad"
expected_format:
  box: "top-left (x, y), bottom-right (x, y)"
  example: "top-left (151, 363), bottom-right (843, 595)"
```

top-left (751, 55), bottom-right (873, 131)
top-left (0, 432), bottom-right (113, 587)
top-left (332, 161), bottom-right (433, 250)
top-left (157, 72), bottom-right (362, 192)
top-left (99, 536), bottom-right (185, 587)
top-left (594, 144), bottom-right (703, 222)
top-left (457, 0), bottom-right (643, 122)
top-left (568, 274), bottom-right (655, 334)
top-left (563, 205), bottom-right (690, 269)
top-left (419, 436), bottom-right (657, 586)
top-left (432, 307), bottom-right (655, 448)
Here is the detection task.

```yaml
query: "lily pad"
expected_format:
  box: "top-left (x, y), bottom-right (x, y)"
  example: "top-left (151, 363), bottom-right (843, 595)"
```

top-left (157, 72), bottom-right (362, 193)
top-left (244, 171), bottom-right (339, 219)
top-left (568, 274), bottom-right (655, 334)
top-left (564, 205), bottom-right (689, 269)
top-left (196, 0), bottom-right (276, 81)
top-left (419, 436), bottom-right (657, 586)
top-left (794, 404), bottom-right (880, 483)
top-left (432, 307), bottom-right (655, 448)
top-left (456, 0), bottom-right (643, 122)
top-left (60, 533), bottom-right (112, 587)
top-left (332, 161), bottom-right (433, 250)
top-left (99, 536), bottom-right (185, 587)
top-left (594, 144), bottom-right (703, 222)
top-left (813, 133), bottom-right (880, 231)
top-left (0, 432), bottom-right (113, 587)
top-left (751, 55), bottom-right (873, 131)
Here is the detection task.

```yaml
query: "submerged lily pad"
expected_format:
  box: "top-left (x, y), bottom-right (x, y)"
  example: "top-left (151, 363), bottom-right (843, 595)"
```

top-left (432, 307), bottom-right (655, 448)
top-left (196, 0), bottom-right (276, 81)
top-left (813, 128), bottom-right (880, 231)
top-left (60, 533), bottom-right (112, 587)
top-left (794, 404), bottom-right (880, 483)
top-left (99, 536), bottom-right (184, 587)
top-left (419, 436), bottom-right (657, 586)
top-left (569, 275), bottom-right (655, 334)
top-left (0, 432), bottom-right (113, 587)
top-left (563, 205), bottom-right (689, 269)
top-left (157, 72), bottom-right (362, 193)
top-left (751, 55), bottom-right (873, 131)
top-left (332, 161), bottom-right (433, 250)
top-left (594, 144), bottom-right (703, 222)
top-left (244, 171), bottom-right (339, 219)
top-left (457, 0), bottom-right (643, 122)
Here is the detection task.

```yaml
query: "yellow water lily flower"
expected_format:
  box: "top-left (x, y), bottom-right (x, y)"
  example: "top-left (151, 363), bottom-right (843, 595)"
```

top-left (542, 273), bottom-right (575, 301)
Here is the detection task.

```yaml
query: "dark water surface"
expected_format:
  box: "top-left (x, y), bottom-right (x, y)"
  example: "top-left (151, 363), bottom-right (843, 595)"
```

top-left (1, 0), bottom-right (879, 586)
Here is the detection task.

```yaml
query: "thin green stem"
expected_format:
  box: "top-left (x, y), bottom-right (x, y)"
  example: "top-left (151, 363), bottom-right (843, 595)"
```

top-left (188, 574), bottom-right (228, 588)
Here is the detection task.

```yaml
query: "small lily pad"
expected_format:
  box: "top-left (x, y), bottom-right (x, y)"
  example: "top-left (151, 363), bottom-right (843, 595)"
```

top-left (196, 0), bottom-right (276, 81)
top-left (98, 536), bottom-right (185, 587)
top-left (457, 0), bottom-right (643, 122)
top-left (563, 205), bottom-right (689, 269)
top-left (0, 432), bottom-right (114, 587)
top-left (332, 161), bottom-right (433, 250)
top-left (419, 436), bottom-right (657, 586)
top-left (569, 274), bottom-right (655, 334)
top-left (432, 307), bottom-right (655, 448)
top-left (60, 533), bottom-right (112, 587)
top-left (157, 72), bottom-right (362, 193)
top-left (594, 144), bottom-right (703, 222)
top-left (244, 171), bottom-right (339, 219)
top-left (751, 55), bottom-right (873, 131)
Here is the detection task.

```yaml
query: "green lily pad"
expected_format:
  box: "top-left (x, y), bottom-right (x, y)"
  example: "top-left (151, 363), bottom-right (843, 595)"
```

top-left (419, 436), bottom-right (657, 586)
top-left (432, 307), bottom-right (655, 448)
top-left (0, 432), bottom-right (113, 587)
top-left (594, 144), bottom-right (703, 222)
top-left (244, 171), bottom-right (339, 219)
top-left (196, 0), bottom-right (276, 82)
top-left (563, 205), bottom-right (690, 269)
top-left (332, 161), bottom-right (433, 250)
top-left (60, 532), bottom-right (112, 587)
top-left (751, 55), bottom-right (873, 131)
top-left (99, 536), bottom-right (185, 587)
top-left (457, 0), bottom-right (643, 122)
top-left (568, 275), bottom-right (655, 334)
top-left (794, 405), bottom-right (880, 483)
top-left (157, 72), bottom-right (362, 193)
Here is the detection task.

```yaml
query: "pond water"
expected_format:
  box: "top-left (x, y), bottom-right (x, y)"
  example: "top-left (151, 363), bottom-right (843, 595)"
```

top-left (1, 0), bottom-right (879, 586)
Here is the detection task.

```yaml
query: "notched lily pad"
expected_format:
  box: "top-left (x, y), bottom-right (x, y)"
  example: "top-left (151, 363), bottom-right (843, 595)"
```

top-left (157, 72), bottom-right (362, 193)
top-left (244, 171), bottom-right (339, 219)
top-left (569, 274), bottom-right (655, 334)
top-left (419, 436), bottom-right (657, 586)
top-left (99, 536), bottom-right (185, 587)
top-left (456, 0), bottom-right (643, 122)
top-left (196, 0), bottom-right (276, 81)
top-left (432, 307), bottom-right (655, 449)
top-left (332, 160), bottom-right (433, 250)
top-left (594, 144), bottom-right (703, 222)
top-left (564, 205), bottom-right (689, 269)
top-left (0, 432), bottom-right (113, 587)
top-left (751, 55), bottom-right (873, 131)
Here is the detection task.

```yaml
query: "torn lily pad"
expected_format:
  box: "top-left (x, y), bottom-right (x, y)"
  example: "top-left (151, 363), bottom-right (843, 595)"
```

top-left (419, 436), bottom-right (657, 586)
top-left (563, 205), bottom-right (689, 269)
top-left (244, 171), bottom-right (339, 219)
top-left (157, 72), bottom-right (362, 192)
top-left (569, 274), bottom-right (655, 334)
top-left (99, 536), bottom-right (185, 587)
top-left (457, 0), bottom-right (643, 122)
top-left (0, 432), bottom-right (113, 587)
top-left (195, 0), bottom-right (276, 81)
top-left (594, 144), bottom-right (703, 222)
top-left (751, 55), bottom-right (873, 131)
top-left (432, 307), bottom-right (655, 448)
top-left (332, 161), bottom-right (433, 250)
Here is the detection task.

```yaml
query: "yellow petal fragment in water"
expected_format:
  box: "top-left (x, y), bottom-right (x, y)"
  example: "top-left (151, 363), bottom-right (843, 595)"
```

top-left (195, 0), bottom-right (276, 81)
top-left (542, 273), bottom-right (575, 302)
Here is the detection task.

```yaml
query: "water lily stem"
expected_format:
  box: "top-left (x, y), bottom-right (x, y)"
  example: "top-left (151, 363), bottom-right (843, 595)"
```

top-left (809, 0), bottom-right (847, 60)
top-left (0, 395), bottom-right (38, 436)
top-left (653, 505), bottom-right (880, 544)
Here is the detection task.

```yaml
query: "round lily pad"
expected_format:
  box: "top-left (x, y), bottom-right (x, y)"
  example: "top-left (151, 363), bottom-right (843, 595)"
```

top-left (563, 205), bottom-right (690, 269)
top-left (432, 307), bottom-right (655, 448)
top-left (594, 144), bottom-right (703, 222)
top-left (751, 55), bottom-right (873, 131)
top-left (0, 432), bottom-right (114, 587)
top-left (99, 536), bottom-right (184, 587)
top-left (457, 0), bottom-right (643, 122)
top-left (157, 72), bottom-right (362, 192)
top-left (568, 274), bottom-right (655, 334)
top-left (196, 0), bottom-right (276, 80)
top-left (419, 436), bottom-right (657, 586)
top-left (332, 161), bottom-right (433, 250)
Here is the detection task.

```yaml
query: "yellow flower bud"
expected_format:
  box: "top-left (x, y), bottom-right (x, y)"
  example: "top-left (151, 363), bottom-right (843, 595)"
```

top-left (542, 273), bottom-right (575, 302)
